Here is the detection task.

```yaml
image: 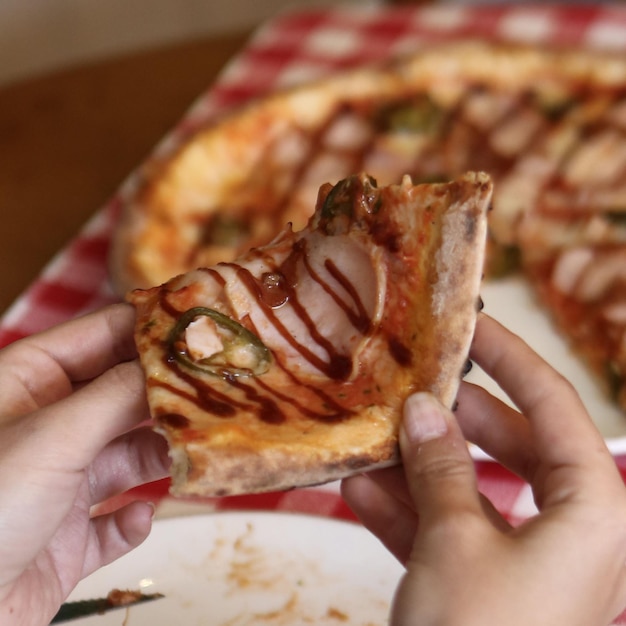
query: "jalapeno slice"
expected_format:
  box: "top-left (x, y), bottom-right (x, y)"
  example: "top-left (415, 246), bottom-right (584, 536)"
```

top-left (321, 174), bottom-right (380, 224)
top-left (168, 307), bottom-right (271, 377)
top-left (321, 176), bottom-right (356, 221)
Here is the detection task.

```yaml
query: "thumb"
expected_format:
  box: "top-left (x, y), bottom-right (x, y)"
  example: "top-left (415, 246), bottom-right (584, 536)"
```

top-left (400, 393), bottom-right (483, 527)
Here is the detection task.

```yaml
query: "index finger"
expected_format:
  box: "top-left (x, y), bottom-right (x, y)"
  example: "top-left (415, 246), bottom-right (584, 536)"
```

top-left (0, 303), bottom-right (137, 416)
top-left (470, 315), bottom-right (610, 472)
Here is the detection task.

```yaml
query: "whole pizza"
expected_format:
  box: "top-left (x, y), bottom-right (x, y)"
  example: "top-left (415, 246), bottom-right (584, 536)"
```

top-left (111, 40), bottom-right (626, 494)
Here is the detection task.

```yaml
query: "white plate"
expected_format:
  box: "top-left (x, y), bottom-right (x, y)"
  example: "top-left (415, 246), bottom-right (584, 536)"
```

top-left (62, 511), bottom-right (403, 625)
top-left (467, 276), bottom-right (626, 459)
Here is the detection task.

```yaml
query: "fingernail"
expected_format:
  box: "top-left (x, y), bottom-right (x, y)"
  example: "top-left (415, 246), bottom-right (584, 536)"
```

top-left (403, 393), bottom-right (449, 443)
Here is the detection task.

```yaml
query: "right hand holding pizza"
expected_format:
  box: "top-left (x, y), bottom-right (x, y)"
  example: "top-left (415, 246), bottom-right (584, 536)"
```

top-left (342, 314), bottom-right (626, 626)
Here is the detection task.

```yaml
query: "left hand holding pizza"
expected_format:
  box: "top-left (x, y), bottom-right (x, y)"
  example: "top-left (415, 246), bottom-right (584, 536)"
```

top-left (0, 304), bottom-right (169, 626)
top-left (342, 314), bottom-right (626, 626)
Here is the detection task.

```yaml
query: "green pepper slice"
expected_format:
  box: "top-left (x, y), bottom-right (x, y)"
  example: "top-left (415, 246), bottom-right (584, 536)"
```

top-left (168, 307), bottom-right (271, 378)
top-left (378, 95), bottom-right (443, 134)
top-left (202, 214), bottom-right (248, 247)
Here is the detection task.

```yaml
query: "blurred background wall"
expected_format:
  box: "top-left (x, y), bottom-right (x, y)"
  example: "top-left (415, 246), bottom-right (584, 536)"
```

top-left (0, 0), bottom-right (375, 87)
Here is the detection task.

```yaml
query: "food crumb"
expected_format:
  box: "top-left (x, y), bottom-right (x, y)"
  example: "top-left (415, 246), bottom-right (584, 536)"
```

top-left (106, 589), bottom-right (144, 606)
top-left (327, 606), bottom-right (349, 621)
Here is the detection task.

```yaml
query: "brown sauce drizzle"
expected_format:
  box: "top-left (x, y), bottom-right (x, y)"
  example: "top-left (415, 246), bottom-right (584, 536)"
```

top-left (254, 376), bottom-right (350, 423)
top-left (156, 361), bottom-right (242, 417)
top-left (303, 254), bottom-right (373, 336)
top-left (158, 412), bottom-right (190, 429)
top-left (221, 260), bottom-right (354, 381)
top-left (243, 313), bottom-right (355, 423)
top-left (155, 266), bottom-right (359, 424)
top-left (158, 295), bottom-right (184, 324)
top-left (226, 375), bottom-right (285, 424)
top-left (388, 335), bottom-right (413, 367)
top-left (199, 267), bottom-right (227, 287)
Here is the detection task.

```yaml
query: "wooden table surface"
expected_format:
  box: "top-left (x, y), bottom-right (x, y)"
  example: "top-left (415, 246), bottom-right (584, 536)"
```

top-left (0, 29), bottom-right (252, 317)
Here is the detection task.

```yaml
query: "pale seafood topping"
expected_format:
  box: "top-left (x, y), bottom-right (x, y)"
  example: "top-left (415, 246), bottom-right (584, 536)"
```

top-left (489, 108), bottom-right (544, 157)
top-left (301, 152), bottom-right (352, 186)
top-left (607, 99), bottom-right (626, 130)
top-left (323, 112), bottom-right (373, 151)
top-left (551, 247), bottom-right (594, 295)
top-left (574, 250), bottom-right (626, 302)
top-left (363, 134), bottom-right (429, 186)
top-left (564, 130), bottom-right (626, 187)
top-left (185, 316), bottom-right (224, 361)
top-left (604, 302), bottom-right (626, 325)
top-left (553, 247), bottom-right (626, 302)
top-left (218, 232), bottom-right (383, 380)
top-left (270, 128), bottom-right (310, 168)
top-left (491, 155), bottom-right (555, 244)
top-left (462, 90), bottom-right (516, 131)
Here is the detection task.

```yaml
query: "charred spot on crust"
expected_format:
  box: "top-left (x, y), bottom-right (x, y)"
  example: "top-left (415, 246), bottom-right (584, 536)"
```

top-left (464, 214), bottom-right (478, 241)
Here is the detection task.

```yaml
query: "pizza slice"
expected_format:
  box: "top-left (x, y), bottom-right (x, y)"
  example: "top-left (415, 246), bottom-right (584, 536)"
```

top-left (524, 244), bottom-right (626, 411)
top-left (129, 172), bottom-right (491, 496)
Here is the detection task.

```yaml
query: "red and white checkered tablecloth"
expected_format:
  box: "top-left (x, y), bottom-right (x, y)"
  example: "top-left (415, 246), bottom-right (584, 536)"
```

top-left (3, 5), bottom-right (626, 622)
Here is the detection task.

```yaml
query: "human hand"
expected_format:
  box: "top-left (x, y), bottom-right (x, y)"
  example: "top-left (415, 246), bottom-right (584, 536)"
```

top-left (342, 314), bottom-right (626, 626)
top-left (0, 304), bottom-right (169, 626)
